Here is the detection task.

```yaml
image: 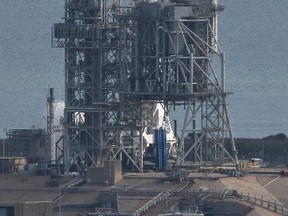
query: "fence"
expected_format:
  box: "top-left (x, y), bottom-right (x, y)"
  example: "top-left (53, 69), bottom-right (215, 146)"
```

top-left (238, 192), bottom-right (288, 216)
top-left (174, 189), bottom-right (288, 216)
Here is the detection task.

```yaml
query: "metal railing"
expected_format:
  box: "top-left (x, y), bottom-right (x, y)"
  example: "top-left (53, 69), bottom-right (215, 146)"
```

top-left (132, 191), bottom-right (172, 216)
top-left (237, 192), bottom-right (288, 216)
top-left (178, 189), bottom-right (288, 216)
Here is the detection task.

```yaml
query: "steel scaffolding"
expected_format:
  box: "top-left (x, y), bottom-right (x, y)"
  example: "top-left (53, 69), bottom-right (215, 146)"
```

top-left (52, 0), bottom-right (238, 172)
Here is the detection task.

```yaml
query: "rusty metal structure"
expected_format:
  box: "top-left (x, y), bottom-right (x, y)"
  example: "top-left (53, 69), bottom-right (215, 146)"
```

top-left (52, 0), bottom-right (238, 172)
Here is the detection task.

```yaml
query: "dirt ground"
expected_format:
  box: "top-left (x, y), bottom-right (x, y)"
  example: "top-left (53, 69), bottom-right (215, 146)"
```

top-left (256, 174), bottom-right (288, 208)
top-left (1, 172), bottom-right (287, 215)
top-left (190, 174), bottom-right (288, 216)
top-left (223, 174), bottom-right (288, 216)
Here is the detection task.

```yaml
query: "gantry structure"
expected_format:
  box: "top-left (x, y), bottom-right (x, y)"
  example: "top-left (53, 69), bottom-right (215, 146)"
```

top-left (52, 0), bottom-right (238, 172)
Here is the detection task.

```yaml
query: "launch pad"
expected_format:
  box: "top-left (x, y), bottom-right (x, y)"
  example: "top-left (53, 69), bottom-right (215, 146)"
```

top-left (52, 0), bottom-right (238, 172)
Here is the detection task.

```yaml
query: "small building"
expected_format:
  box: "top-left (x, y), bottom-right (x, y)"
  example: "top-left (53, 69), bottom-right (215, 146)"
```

top-left (0, 175), bottom-right (58, 216)
top-left (4, 129), bottom-right (49, 162)
top-left (0, 201), bottom-right (53, 216)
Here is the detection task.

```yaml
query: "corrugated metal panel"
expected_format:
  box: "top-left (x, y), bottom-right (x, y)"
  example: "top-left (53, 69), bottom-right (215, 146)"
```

top-left (15, 201), bottom-right (53, 216)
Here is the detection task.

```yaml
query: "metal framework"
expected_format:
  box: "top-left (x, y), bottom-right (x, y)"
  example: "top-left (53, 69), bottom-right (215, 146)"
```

top-left (47, 88), bottom-right (64, 164)
top-left (5, 129), bottom-right (47, 161)
top-left (52, 0), bottom-right (238, 172)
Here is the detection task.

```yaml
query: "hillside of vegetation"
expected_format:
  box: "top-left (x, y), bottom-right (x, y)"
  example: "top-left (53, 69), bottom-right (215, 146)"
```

top-left (227, 133), bottom-right (288, 166)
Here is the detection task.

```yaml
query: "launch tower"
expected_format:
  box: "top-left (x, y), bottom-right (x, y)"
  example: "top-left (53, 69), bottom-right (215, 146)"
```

top-left (53, 0), bottom-right (238, 172)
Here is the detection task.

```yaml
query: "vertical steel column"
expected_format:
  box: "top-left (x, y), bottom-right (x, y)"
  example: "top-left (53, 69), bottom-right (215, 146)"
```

top-left (47, 88), bottom-right (55, 162)
top-left (139, 129), bottom-right (144, 173)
